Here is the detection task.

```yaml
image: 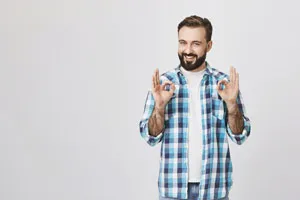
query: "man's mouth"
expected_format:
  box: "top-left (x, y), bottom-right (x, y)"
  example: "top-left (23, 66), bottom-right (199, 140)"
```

top-left (185, 55), bottom-right (195, 61)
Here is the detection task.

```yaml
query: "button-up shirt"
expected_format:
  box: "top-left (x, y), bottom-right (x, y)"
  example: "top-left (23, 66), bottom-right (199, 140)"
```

top-left (139, 62), bottom-right (251, 199)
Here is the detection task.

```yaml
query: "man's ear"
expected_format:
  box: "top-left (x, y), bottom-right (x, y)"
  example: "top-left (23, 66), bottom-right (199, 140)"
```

top-left (207, 40), bottom-right (213, 52)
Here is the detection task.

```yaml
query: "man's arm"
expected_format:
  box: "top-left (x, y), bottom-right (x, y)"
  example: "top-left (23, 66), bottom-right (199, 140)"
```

top-left (139, 69), bottom-right (175, 146)
top-left (226, 102), bottom-right (244, 134)
top-left (139, 91), bottom-right (165, 147)
top-left (224, 90), bottom-right (251, 145)
top-left (149, 107), bottom-right (165, 137)
top-left (217, 66), bottom-right (251, 145)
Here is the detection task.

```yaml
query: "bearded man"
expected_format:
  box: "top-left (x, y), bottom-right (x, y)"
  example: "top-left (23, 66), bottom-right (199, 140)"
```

top-left (139, 15), bottom-right (251, 200)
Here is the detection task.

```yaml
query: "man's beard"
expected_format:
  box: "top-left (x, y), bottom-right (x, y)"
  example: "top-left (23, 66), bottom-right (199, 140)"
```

top-left (178, 52), bottom-right (207, 71)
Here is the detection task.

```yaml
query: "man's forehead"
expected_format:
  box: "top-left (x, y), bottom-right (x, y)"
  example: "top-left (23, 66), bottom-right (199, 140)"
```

top-left (178, 26), bottom-right (206, 41)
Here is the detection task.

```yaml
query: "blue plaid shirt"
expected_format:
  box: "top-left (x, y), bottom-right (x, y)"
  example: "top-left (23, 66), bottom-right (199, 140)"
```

top-left (139, 62), bottom-right (251, 199)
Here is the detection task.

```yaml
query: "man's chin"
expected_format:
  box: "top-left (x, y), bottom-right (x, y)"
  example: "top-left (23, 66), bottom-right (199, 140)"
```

top-left (184, 60), bottom-right (195, 65)
top-left (182, 65), bottom-right (196, 71)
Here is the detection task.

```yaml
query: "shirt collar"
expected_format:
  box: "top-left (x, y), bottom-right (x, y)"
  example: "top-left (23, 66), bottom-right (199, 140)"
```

top-left (175, 61), bottom-right (213, 84)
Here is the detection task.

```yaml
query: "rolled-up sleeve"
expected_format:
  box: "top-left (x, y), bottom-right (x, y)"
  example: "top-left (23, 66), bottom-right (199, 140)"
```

top-left (225, 90), bottom-right (251, 145)
top-left (139, 91), bottom-right (164, 147)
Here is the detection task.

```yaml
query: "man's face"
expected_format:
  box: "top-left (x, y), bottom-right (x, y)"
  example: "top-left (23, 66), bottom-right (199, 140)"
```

top-left (178, 26), bottom-right (211, 71)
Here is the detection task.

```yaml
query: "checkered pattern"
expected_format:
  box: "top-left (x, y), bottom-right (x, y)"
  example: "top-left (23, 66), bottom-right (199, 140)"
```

top-left (139, 62), bottom-right (251, 199)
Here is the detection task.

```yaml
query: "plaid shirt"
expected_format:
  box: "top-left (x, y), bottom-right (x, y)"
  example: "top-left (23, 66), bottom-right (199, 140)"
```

top-left (139, 62), bottom-right (251, 199)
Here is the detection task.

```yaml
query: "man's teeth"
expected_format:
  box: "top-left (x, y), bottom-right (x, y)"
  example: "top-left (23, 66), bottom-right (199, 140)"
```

top-left (185, 56), bottom-right (194, 59)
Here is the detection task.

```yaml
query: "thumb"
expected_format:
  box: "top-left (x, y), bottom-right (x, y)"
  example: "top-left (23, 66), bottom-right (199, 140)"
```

top-left (217, 80), bottom-right (227, 91)
top-left (169, 83), bottom-right (176, 94)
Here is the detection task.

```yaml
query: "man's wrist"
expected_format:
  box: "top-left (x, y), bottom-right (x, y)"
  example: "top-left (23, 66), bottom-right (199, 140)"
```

top-left (226, 101), bottom-right (239, 115)
top-left (155, 105), bottom-right (166, 111)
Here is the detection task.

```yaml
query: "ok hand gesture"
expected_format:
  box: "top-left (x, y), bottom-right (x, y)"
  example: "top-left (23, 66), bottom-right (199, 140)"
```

top-left (216, 66), bottom-right (239, 105)
top-left (152, 68), bottom-right (176, 110)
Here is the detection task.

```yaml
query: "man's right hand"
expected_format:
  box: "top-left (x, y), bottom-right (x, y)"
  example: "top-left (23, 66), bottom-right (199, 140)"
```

top-left (152, 68), bottom-right (176, 110)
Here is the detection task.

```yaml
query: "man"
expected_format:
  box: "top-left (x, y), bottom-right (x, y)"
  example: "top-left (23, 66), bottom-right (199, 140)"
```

top-left (139, 15), bottom-right (251, 200)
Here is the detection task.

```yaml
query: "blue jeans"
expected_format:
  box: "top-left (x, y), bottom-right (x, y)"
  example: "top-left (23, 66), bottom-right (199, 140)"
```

top-left (159, 182), bottom-right (229, 200)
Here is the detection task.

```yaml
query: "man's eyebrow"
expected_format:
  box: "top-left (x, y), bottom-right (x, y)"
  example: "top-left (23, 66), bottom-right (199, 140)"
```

top-left (178, 39), bottom-right (202, 43)
top-left (190, 40), bottom-right (202, 43)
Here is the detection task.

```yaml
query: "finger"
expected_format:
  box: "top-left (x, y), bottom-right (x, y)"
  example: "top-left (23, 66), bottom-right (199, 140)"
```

top-left (170, 83), bottom-right (176, 93)
top-left (217, 80), bottom-right (228, 90)
top-left (230, 66), bottom-right (233, 83)
top-left (219, 79), bottom-right (228, 84)
top-left (152, 74), bottom-right (156, 89)
top-left (236, 72), bottom-right (239, 90)
top-left (217, 81), bottom-right (222, 91)
top-left (153, 70), bottom-right (156, 87)
top-left (216, 81), bottom-right (221, 91)
top-left (153, 69), bottom-right (158, 86)
top-left (231, 67), bottom-right (235, 85)
top-left (168, 83), bottom-right (176, 95)
top-left (232, 67), bottom-right (237, 85)
top-left (218, 79), bottom-right (228, 86)
top-left (161, 80), bottom-right (173, 89)
top-left (156, 68), bottom-right (160, 86)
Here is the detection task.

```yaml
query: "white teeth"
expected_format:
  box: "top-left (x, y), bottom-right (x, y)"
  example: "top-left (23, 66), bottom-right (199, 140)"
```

top-left (185, 56), bottom-right (194, 59)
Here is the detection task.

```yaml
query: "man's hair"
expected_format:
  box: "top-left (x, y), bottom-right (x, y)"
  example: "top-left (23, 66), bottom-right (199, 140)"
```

top-left (177, 15), bottom-right (213, 42)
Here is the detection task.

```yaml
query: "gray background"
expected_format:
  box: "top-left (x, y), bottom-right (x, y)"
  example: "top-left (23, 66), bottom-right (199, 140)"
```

top-left (1, 0), bottom-right (299, 199)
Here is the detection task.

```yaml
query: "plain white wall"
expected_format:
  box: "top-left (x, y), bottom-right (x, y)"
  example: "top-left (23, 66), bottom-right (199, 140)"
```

top-left (1, 0), bottom-right (300, 199)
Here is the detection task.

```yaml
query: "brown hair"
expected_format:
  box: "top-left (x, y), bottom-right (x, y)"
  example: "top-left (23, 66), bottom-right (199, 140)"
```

top-left (177, 15), bottom-right (213, 42)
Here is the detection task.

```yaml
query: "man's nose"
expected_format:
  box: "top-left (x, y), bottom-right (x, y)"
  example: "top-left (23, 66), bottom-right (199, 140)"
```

top-left (184, 44), bottom-right (192, 54)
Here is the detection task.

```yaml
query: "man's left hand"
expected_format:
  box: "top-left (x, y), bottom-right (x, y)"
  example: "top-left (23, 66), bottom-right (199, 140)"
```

top-left (216, 66), bottom-right (239, 106)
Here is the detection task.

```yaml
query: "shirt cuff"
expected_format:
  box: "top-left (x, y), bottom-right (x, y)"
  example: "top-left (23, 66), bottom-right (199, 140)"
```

top-left (226, 116), bottom-right (251, 145)
top-left (144, 120), bottom-right (164, 146)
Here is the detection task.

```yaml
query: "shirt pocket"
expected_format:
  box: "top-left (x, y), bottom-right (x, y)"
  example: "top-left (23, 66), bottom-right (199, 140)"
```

top-left (212, 97), bottom-right (225, 120)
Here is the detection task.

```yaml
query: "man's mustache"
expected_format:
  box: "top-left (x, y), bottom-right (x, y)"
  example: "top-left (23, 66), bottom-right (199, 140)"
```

top-left (182, 53), bottom-right (197, 57)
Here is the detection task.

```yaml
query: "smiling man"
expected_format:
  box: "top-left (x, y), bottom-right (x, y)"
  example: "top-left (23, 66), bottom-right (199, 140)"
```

top-left (139, 15), bottom-right (251, 200)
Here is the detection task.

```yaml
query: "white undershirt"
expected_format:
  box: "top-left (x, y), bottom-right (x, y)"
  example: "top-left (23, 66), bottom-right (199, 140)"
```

top-left (180, 66), bottom-right (205, 182)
